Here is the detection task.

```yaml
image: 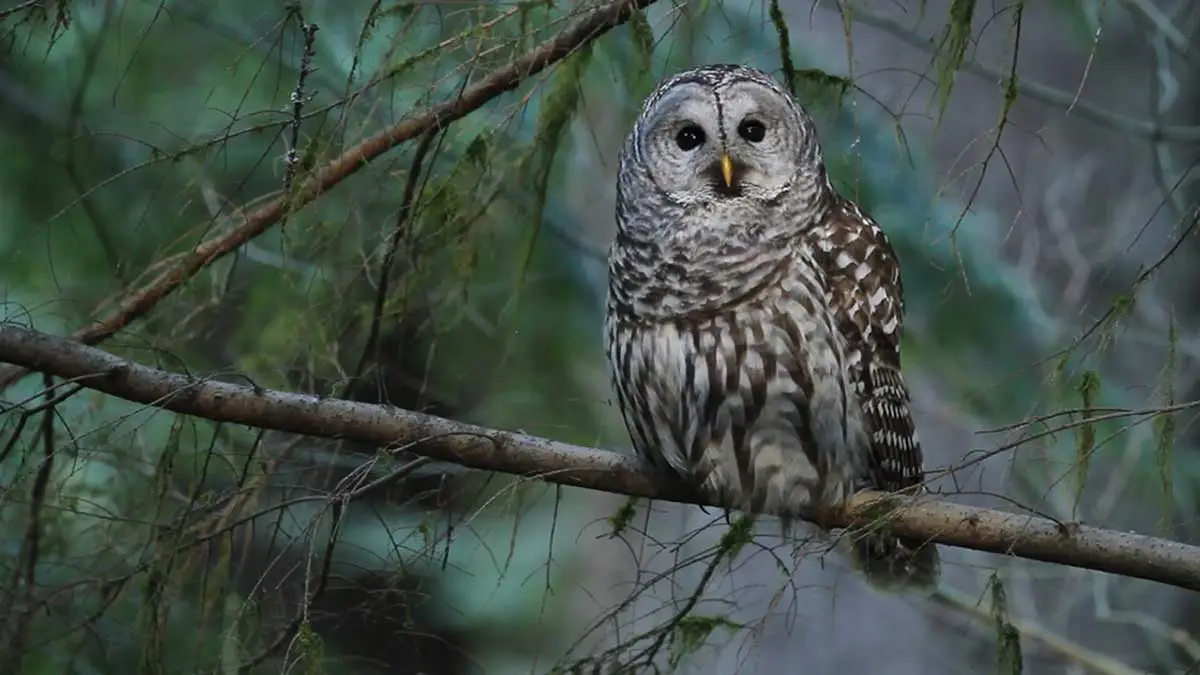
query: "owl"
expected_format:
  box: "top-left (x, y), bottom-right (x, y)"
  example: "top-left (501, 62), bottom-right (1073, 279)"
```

top-left (604, 64), bottom-right (939, 591)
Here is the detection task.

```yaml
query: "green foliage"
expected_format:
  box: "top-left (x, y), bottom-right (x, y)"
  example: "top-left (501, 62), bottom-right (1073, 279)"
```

top-left (607, 496), bottom-right (639, 536)
top-left (933, 0), bottom-right (977, 121)
top-left (669, 615), bottom-right (742, 669)
top-left (717, 513), bottom-right (755, 560)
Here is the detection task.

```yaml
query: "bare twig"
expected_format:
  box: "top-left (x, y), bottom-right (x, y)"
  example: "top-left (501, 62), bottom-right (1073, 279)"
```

top-left (933, 587), bottom-right (1149, 675)
top-left (344, 128), bottom-right (440, 398)
top-left (3, 323), bottom-right (1200, 592)
top-left (282, 8), bottom-right (320, 201)
top-left (850, 8), bottom-right (1200, 142)
top-left (0, 371), bottom-right (56, 671)
top-left (0, 0), bottom-right (659, 394)
top-left (0, 0), bottom-right (53, 23)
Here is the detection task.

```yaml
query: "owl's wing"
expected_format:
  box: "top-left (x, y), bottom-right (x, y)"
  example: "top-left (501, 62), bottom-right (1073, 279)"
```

top-left (811, 198), bottom-right (924, 494)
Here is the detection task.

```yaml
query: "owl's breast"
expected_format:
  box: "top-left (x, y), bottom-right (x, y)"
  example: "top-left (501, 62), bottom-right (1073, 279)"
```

top-left (606, 287), bottom-right (868, 513)
top-left (605, 312), bottom-right (703, 477)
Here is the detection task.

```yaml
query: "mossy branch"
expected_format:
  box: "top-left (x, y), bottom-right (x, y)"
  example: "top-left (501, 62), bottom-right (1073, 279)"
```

top-left (0, 0), bottom-right (660, 394)
top-left (3, 324), bottom-right (1200, 592)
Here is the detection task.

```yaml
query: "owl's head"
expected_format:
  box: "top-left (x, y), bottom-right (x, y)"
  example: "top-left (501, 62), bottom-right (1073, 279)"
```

top-left (621, 64), bottom-right (826, 207)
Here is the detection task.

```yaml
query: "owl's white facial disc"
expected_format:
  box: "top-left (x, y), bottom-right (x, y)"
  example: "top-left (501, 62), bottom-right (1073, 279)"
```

top-left (632, 71), bottom-right (817, 205)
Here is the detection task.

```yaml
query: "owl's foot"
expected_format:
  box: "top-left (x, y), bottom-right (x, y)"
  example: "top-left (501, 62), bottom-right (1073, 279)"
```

top-left (847, 531), bottom-right (940, 594)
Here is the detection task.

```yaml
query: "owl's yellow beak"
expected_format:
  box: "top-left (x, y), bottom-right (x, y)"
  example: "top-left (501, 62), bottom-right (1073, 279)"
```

top-left (719, 153), bottom-right (734, 188)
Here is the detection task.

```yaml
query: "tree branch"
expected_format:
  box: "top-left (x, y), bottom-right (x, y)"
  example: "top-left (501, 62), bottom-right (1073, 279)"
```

top-left (0, 0), bottom-right (658, 393)
top-left (2, 324), bottom-right (1199, 592)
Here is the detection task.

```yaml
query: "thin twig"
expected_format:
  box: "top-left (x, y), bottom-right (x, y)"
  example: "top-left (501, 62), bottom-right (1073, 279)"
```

top-left (933, 587), bottom-right (1149, 675)
top-left (282, 9), bottom-right (319, 202)
top-left (343, 128), bottom-right (440, 398)
top-left (0, 371), bottom-right (57, 670)
top-left (850, 9), bottom-right (1200, 142)
top-left (0, 0), bottom-right (51, 23)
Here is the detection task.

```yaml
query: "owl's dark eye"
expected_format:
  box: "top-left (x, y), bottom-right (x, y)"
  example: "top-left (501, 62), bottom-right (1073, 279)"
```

top-left (738, 119), bottom-right (766, 143)
top-left (675, 125), bottom-right (706, 151)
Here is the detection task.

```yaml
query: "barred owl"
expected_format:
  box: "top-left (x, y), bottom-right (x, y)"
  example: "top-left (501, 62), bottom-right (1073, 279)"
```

top-left (603, 64), bottom-right (939, 591)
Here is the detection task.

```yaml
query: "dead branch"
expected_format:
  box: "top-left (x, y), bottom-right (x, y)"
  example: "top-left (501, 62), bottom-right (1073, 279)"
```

top-left (1, 323), bottom-right (1199, 592)
top-left (0, 0), bottom-right (659, 393)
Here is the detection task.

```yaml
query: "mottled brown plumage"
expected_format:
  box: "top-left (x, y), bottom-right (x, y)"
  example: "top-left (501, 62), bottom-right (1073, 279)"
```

top-left (813, 200), bottom-right (922, 492)
top-left (605, 64), bottom-right (937, 590)
top-left (810, 198), bottom-right (936, 585)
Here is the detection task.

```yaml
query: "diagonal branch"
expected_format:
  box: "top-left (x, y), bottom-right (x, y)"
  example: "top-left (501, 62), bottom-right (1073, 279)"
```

top-left (0, 0), bottom-right (659, 393)
top-left (2, 323), bottom-right (1200, 592)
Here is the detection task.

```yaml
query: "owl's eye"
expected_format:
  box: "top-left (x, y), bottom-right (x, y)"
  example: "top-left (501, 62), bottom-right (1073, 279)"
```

top-left (738, 119), bottom-right (767, 143)
top-left (675, 125), bottom-right (706, 151)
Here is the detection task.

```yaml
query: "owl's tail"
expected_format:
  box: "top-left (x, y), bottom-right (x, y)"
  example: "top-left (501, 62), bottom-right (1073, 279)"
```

top-left (848, 532), bottom-right (940, 593)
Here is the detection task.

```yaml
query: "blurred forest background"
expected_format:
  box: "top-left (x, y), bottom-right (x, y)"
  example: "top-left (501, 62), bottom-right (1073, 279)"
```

top-left (1, 0), bottom-right (1199, 673)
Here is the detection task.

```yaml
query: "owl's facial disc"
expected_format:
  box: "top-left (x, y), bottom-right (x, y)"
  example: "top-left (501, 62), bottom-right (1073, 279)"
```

top-left (636, 78), bottom-right (813, 205)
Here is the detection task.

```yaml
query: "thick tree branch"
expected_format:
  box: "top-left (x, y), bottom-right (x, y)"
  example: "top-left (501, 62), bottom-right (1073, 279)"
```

top-left (2, 325), bottom-right (1200, 592)
top-left (0, 0), bottom-right (658, 393)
